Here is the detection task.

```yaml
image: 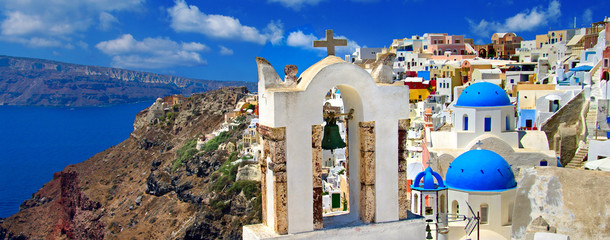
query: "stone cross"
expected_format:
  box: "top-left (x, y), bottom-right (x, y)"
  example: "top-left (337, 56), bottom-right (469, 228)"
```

top-left (313, 29), bottom-right (347, 56)
top-left (426, 158), bottom-right (433, 168)
top-left (475, 140), bottom-right (483, 149)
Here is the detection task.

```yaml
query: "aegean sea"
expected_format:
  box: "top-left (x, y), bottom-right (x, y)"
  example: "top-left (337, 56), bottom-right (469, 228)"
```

top-left (0, 102), bottom-right (151, 218)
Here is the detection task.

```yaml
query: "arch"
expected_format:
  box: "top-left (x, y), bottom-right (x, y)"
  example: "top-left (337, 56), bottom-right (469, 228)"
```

top-left (480, 203), bottom-right (489, 224)
top-left (440, 194), bottom-right (446, 213)
top-left (479, 49), bottom-right (487, 58)
top-left (452, 200), bottom-right (459, 215)
top-left (257, 56), bottom-right (410, 233)
top-left (414, 194), bottom-right (419, 214)
top-left (603, 71), bottom-right (609, 81)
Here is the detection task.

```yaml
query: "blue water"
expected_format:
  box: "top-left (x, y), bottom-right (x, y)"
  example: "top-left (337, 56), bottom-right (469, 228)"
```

top-left (0, 102), bottom-right (152, 218)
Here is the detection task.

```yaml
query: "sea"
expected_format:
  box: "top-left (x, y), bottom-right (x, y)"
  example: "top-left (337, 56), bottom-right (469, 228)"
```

top-left (0, 102), bottom-right (152, 218)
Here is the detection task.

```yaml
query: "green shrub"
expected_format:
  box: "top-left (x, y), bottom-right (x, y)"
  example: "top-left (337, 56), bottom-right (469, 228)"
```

top-left (173, 138), bottom-right (198, 171)
top-left (235, 115), bottom-right (246, 123)
top-left (165, 112), bottom-right (178, 121)
top-left (229, 180), bottom-right (259, 199)
top-left (202, 131), bottom-right (231, 152)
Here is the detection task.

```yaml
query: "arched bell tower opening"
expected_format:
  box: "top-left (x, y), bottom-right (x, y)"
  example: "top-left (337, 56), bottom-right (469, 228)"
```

top-left (254, 53), bottom-right (410, 235)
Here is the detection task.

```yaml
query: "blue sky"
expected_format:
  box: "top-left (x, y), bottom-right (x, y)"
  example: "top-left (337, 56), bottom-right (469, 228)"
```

top-left (0, 0), bottom-right (606, 82)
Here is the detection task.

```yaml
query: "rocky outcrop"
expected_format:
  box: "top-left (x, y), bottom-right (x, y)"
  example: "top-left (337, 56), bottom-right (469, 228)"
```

top-left (236, 164), bottom-right (262, 182)
top-left (511, 167), bottom-right (610, 240)
top-left (0, 87), bottom-right (261, 239)
top-left (0, 55), bottom-right (256, 106)
top-left (0, 171), bottom-right (104, 240)
top-left (540, 91), bottom-right (586, 166)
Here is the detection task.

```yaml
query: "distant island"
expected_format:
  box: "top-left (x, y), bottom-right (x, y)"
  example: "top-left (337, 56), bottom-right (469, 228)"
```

top-left (0, 55), bottom-right (256, 107)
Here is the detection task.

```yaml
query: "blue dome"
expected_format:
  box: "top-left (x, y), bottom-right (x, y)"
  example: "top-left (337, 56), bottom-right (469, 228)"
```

top-left (455, 82), bottom-right (512, 107)
top-left (445, 149), bottom-right (516, 191)
top-left (411, 167), bottom-right (446, 191)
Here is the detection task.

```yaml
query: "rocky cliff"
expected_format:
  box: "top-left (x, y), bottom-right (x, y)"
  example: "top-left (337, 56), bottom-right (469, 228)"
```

top-left (0, 87), bottom-right (261, 239)
top-left (512, 167), bottom-right (610, 240)
top-left (0, 55), bottom-right (256, 106)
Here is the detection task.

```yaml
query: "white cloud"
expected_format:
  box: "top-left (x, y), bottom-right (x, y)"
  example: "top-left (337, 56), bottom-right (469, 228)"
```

top-left (219, 46), bottom-right (234, 56)
top-left (582, 9), bottom-right (593, 26)
top-left (0, 0), bottom-right (143, 47)
top-left (467, 0), bottom-right (561, 37)
top-left (287, 31), bottom-right (318, 48)
top-left (286, 30), bottom-right (360, 55)
top-left (96, 34), bottom-right (208, 69)
top-left (267, 0), bottom-right (324, 10)
top-left (168, 0), bottom-right (284, 45)
top-left (99, 12), bottom-right (119, 31)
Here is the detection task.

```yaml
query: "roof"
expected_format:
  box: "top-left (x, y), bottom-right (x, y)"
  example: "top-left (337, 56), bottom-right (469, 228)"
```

top-left (411, 167), bottom-right (447, 191)
top-left (455, 82), bottom-right (512, 107)
top-left (494, 33), bottom-right (508, 38)
top-left (445, 149), bottom-right (517, 191)
top-left (566, 34), bottom-right (585, 46)
top-left (475, 68), bottom-right (502, 74)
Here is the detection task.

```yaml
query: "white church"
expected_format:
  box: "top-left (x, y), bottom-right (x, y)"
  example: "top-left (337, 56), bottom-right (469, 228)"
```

top-left (428, 82), bottom-right (557, 174)
top-left (411, 148), bottom-right (517, 240)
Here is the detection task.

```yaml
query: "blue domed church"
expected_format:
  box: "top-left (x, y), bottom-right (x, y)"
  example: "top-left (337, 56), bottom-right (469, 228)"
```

top-left (412, 148), bottom-right (517, 240)
top-left (427, 82), bottom-right (557, 181)
top-left (441, 82), bottom-right (519, 149)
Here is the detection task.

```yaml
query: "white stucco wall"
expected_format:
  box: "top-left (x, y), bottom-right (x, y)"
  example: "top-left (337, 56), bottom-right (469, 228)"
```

top-left (588, 139), bottom-right (610, 161)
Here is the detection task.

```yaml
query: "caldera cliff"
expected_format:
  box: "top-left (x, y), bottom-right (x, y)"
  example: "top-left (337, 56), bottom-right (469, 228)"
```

top-left (0, 87), bottom-right (261, 239)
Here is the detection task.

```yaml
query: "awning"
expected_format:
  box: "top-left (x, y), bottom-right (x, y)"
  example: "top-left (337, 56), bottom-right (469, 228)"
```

top-left (566, 34), bottom-right (584, 46)
top-left (570, 65), bottom-right (593, 72)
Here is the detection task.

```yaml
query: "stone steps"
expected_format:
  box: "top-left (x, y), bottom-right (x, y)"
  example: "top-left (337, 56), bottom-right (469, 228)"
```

top-left (590, 60), bottom-right (603, 101)
top-left (565, 144), bottom-right (589, 169)
top-left (586, 100), bottom-right (599, 139)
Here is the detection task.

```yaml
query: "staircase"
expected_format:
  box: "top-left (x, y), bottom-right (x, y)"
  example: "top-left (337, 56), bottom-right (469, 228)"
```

top-left (589, 60), bottom-right (603, 101)
top-left (566, 143), bottom-right (589, 169)
top-left (585, 100), bottom-right (600, 139)
top-left (586, 60), bottom-right (603, 139)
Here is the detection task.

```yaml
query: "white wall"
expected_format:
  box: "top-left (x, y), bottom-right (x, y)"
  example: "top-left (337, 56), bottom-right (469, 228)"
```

top-left (589, 140), bottom-right (610, 161)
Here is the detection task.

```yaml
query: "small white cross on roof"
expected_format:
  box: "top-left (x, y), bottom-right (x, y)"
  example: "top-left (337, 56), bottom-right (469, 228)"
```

top-left (475, 140), bottom-right (483, 150)
top-left (313, 29), bottom-right (347, 56)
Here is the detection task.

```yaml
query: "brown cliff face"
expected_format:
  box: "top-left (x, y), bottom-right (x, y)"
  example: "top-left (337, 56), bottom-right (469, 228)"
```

top-left (0, 87), bottom-right (261, 240)
top-left (0, 55), bottom-right (256, 106)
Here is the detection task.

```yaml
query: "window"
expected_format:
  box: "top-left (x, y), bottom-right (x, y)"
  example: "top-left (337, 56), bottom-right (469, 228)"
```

top-left (485, 117), bottom-right (492, 132)
top-left (550, 100), bottom-right (560, 112)
top-left (506, 115), bottom-right (510, 131)
top-left (480, 204), bottom-right (489, 224)
top-left (452, 200), bottom-right (459, 215)
top-left (425, 195), bottom-right (434, 215)
top-left (455, 39), bottom-right (460, 44)
top-left (526, 119), bottom-right (533, 128)
top-left (440, 194), bottom-right (446, 213)
top-left (604, 58), bottom-right (609, 68)
top-left (508, 203), bottom-right (513, 224)
top-left (463, 115), bottom-right (469, 131)
top-left (414, 194), bottom-right (419, 214)
top-left (540, 160), bottom-right (548, 166)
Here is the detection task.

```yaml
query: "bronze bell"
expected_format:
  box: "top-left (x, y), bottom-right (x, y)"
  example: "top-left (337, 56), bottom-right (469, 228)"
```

top-left (322, 113), bottom-right (346, 152)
